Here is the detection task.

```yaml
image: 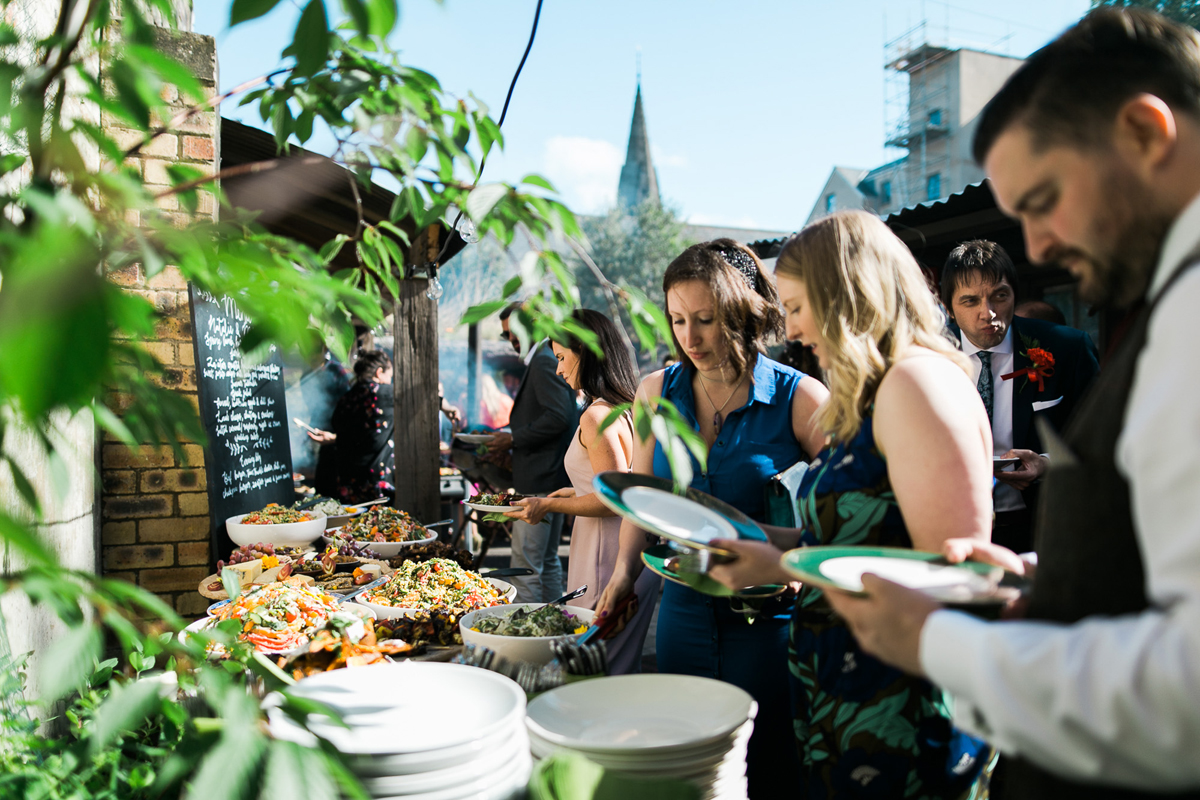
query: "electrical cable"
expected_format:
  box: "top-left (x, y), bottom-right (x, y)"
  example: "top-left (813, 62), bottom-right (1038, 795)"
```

top-left (429, 0), bottom-right (545, 274)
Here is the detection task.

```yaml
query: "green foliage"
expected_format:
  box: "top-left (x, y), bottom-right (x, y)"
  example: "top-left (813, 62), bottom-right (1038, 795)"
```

top-left (570, 201), bottom-right (689, 368)
top-left (1091, 0), bottom-right (1200, 28)
top-left (0, 1), bottom-right (709, 798)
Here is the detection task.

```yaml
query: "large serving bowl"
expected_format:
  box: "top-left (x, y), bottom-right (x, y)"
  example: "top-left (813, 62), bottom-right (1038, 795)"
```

top-left (354, 578), bottom-right (517, 620)
top-left (321, 529), bottom-right (437, 558)
top-left (459, 604), bottom-right (594, 666)
top-left (185, 599), bottom-right (376, 656)
top-left (226, 512), bottom-right (327, 548)
top-left (324, 507), bottom-right (364, 529)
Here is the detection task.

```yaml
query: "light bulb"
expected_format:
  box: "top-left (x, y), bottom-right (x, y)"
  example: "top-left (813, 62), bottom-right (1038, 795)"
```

top-left (456, 216), bottom-right (480, 244)
top-left (426, 275), bottom-right (444, 301)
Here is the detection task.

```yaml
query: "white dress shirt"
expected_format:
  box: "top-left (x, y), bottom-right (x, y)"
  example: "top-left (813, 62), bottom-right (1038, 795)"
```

top-left (920, 190), bottom-right (1200, 789)
top-left (960, 327), bottom-right (1023, 512)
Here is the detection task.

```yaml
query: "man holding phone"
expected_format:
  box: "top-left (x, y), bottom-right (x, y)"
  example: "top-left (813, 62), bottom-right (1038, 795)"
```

top-left (942, 240), bottom-right (1099, 553)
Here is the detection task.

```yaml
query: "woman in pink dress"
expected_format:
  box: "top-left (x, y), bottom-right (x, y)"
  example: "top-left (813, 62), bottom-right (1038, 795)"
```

top-left (504, 309), bottom-right (660, 674)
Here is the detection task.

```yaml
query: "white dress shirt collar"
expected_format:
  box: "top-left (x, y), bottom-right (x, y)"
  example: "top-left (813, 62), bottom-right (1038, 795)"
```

top-left (522, 338), bottom-right (549, 366)
top-left (1149, 189), bottom-right (1200, 300)
top-left (960, 324), bottom-right (1014, 358)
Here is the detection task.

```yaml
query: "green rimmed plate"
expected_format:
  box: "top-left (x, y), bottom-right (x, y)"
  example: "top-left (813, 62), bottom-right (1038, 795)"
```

top-left (593, 471), bottom-right (766, 554)
top-left (641, 544), bottom-right (785, 599)
top-left (780, 545), bottom-right (1030, 606)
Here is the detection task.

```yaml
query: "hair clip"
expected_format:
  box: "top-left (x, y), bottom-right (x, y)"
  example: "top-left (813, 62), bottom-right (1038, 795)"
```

top-left (716, 246), bottom-right (758, 292)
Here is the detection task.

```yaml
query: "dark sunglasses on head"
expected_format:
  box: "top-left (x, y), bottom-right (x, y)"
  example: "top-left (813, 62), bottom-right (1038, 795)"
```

top-left (499, 331), bottom-right (512, 341)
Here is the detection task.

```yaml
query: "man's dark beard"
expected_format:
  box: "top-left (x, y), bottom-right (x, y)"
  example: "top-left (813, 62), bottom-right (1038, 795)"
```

top-left (1047, 213), bottom-right (1169, 308)
top-left (1095, 212), bottom-right (1169, 307)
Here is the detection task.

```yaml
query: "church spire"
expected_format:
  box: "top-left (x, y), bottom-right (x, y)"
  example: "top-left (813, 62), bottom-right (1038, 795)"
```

top-left (617, 82), bottom-right (660, 211)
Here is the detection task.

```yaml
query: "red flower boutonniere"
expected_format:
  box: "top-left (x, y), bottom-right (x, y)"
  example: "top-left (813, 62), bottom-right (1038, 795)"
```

top-left (1001, 335), bottom-right (1056, 392)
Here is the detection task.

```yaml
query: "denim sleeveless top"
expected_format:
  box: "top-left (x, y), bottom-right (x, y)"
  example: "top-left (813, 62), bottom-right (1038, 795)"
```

top-left (652, 355), bottom-right (807, 531)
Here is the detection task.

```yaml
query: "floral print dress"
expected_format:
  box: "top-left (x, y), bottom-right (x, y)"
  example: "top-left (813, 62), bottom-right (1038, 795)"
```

top-left (790, 410), bottom-right (992, 800)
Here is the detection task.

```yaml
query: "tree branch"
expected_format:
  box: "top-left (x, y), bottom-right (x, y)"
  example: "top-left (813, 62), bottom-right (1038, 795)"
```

top-left (564, 236), bottom-right (640, 368)
top-left (123, 68), bottom-right (290, 161)
top-left (150, 155), bottom-right (328, 199)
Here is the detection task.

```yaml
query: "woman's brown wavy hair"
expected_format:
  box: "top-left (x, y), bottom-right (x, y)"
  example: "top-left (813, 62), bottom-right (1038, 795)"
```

top-left (661, 239), bottom-right (784, 381)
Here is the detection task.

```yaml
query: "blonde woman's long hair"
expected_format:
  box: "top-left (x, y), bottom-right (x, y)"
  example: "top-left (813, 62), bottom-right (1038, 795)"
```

top-left (775, 210), bottom-right (967, 443)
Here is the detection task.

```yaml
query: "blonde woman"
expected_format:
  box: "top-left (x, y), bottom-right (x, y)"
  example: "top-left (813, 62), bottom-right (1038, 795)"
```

top-left (709, 211), bottom-right (996, 798)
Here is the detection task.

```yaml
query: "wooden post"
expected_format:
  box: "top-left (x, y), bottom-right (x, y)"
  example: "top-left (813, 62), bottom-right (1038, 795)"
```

top-left (393, 231), bottom-right (441, 522)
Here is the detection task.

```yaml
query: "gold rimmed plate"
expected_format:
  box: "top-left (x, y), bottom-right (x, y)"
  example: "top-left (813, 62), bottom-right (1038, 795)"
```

top-left (593, 472), bottom-right (766, 555)
top-left (641, 544), bottom-right (784, 599)
top-left (781, 545), bottom-right (1030, 609)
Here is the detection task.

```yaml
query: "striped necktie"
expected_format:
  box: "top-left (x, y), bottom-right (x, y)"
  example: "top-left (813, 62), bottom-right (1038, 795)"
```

top-left (977, 351), bottom-right (994, 424)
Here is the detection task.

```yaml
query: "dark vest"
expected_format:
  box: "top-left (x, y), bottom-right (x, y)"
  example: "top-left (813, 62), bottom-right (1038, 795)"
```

top-left (1004, 260), bottom-right (1200, 799)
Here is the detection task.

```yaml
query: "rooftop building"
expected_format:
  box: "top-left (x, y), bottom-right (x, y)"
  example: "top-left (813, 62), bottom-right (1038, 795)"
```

top-left (806, 41), bottom-right (1023, 224)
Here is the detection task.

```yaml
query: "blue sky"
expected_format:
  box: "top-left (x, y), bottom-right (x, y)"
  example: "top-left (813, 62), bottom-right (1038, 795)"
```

top-left (194, 0), bottom-right (1091, 233)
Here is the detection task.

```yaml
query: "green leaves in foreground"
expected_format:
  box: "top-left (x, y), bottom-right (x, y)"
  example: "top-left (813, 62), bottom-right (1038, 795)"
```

top-left (597, 397), bottom-right (709, 493)
top-left (637, 397), bottom-right (708, 492)
top-left (39, 624), bottom-right (103, 702)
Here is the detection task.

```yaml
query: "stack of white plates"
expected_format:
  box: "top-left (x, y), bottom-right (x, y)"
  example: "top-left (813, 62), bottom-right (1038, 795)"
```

top-left (526, 674), bottom-right (756, 800)
top-left (268, 662), bottom-right (530, 800)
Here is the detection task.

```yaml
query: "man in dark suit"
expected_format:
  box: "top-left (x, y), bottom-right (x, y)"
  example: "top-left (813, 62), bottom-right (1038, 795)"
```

top-left (487, 304), bottom-right (577, 602)
top-left (942, 240), bottom-right (1099, 553)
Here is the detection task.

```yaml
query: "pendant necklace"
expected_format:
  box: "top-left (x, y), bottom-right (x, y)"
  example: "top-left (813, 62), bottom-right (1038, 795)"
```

top-left (697, 371), bottom-right (746, 434)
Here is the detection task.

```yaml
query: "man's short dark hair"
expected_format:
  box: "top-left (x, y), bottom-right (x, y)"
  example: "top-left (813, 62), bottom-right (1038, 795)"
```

top-left (973, 7), bottom-right (1200, 164)
top-left (498, 302), bottom-right (521, 322)
top-left (941, 240), bottom-right (1019, 309)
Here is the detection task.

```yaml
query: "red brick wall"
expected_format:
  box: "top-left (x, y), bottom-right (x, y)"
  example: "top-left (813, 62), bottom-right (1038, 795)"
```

top-left (100, 29), bottom-right (219, 618)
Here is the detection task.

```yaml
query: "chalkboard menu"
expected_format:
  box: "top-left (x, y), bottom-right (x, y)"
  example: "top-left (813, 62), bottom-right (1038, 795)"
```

top-left (188, 285), bottom-right (294, 567)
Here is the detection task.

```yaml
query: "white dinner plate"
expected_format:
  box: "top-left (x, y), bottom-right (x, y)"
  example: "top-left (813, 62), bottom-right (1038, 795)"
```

top-left (348, 722), bottom-right (520, 776)
top-left (526, 674), bottom-right (755, 752)
top-left (620, 486), bottom-right (737, 547)
top-left (528, 719), bottom-right (752, 762)
top-left (361, 729), bottom-right (528, 794)
top-left (268, 662), bottom-right (525, 755)
top-left (463, 501), bottom-right (519, 513)
top-left (818, 555), bottom-right (995, 597)
top-left (455, 433), bottom-right (496, 444)
top-left (372, 749), bottom-right (531, 800)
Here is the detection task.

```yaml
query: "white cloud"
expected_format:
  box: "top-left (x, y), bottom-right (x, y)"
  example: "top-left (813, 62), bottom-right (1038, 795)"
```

top-left (541, 136), bottom-right (623, 215)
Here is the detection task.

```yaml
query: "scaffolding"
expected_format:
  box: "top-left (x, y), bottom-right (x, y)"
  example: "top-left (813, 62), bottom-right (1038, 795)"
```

top-left (882, 19), bottom-right (954, 211)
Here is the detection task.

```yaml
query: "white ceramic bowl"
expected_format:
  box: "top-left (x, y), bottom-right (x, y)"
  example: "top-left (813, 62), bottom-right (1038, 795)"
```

top-left (267, 662), bottom-right (527, 755)
top-left (323, 507), bottom-right (363, 529)
top-left (459, 604), bottom-right (595, 666)
top-left (354, 578), bottom-right (516, 620)
top-left (526, 674), bottom-right (757, 752)
top-left (226, 512), bottom-right (327, 548)
top-left (322, 530), bottom-right (437, 558)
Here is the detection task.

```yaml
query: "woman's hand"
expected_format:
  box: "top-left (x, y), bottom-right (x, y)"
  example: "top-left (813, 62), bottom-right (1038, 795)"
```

top-left (708, 539), bottom-right (791, 589)
top-left (307, 429), bottom-right (336, 445)
top-left (941, 537), bottom-right (1033, 619)
top-left (941, 537), bottom-right (1028, 576)
top-left (548, 487), bottom-right (576, 499)
top-left (594, 571), bottom-right (639, 638)
top-left (504, 496), bottom-right (553, 525)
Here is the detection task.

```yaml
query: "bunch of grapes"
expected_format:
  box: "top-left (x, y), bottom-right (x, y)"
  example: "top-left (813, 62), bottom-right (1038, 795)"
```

top-left (326, 533), bottom-right (373, 559)
top-left (217, 542), bottom-right (276, 570)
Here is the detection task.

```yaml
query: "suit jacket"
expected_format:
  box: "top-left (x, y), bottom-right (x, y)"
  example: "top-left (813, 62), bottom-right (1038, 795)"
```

top-left (1004, 316), bottom-right (1100, 456)
top-left (953, 315), bottom-right (1100, 512)
top-left (508, 342), bottom-right (578, 494)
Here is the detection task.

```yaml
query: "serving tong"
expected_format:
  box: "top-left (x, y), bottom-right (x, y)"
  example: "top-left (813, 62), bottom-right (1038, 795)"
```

top-left (665, 543), bottom-right (734, 575)
top-left (509, 585), bottom-right (587, 622)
